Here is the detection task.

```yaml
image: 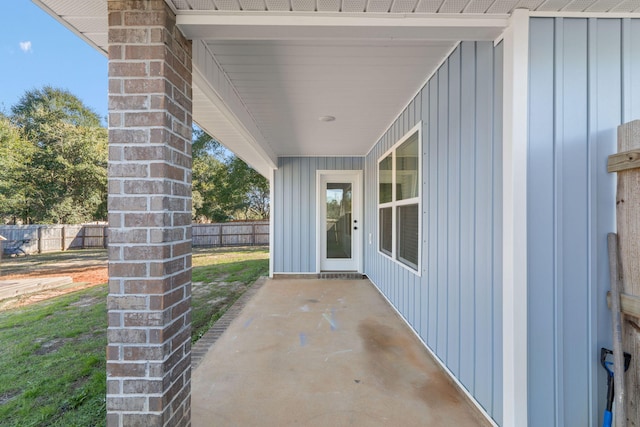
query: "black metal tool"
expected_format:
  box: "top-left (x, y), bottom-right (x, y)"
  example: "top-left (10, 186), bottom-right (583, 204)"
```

top-left (600, 347), bottom-right (632, 427)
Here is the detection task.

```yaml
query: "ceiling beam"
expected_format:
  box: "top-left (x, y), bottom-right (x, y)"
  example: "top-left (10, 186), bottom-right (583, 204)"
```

top-left (176, 13), bottom-right (509, 41)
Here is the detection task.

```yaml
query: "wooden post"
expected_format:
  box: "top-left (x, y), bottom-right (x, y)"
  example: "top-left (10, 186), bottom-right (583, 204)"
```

top-left (252, 223), bottom-right (256, 246)
top-left (37, 226), bottom-right (43, 254)
top-left (608, 233), bottom-right (627, 427)
top-left (0, 235), bottom-right (6, 261)
top-left (611, 120), bottom-right (640, 426)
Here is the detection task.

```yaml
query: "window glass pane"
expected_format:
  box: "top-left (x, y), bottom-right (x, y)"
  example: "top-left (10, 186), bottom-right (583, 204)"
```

top-left (396, 132), bottom-right (419, 200)
top-left (326, 183), bottom-right (352, 259)
top-left (379, 154), bottom-right (393, 204)
top-left (397, 204), bottom-right (419, 270)
top-left (379, 207), bottom-right (392, 255)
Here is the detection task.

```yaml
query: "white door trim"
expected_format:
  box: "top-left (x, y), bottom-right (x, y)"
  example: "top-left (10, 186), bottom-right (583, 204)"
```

top-left (316, 170), bottom-right (363, 273)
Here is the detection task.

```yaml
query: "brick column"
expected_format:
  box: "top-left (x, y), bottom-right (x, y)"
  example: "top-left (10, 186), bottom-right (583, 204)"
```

top-left (106, 1), bottom-right (192, 426)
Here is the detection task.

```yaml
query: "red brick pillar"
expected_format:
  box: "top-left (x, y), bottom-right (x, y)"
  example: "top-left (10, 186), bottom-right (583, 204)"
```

top-left (106, 1), bottom-right (192, 426)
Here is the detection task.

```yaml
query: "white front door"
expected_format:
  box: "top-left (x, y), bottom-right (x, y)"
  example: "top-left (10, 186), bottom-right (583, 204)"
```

top-left (318, 171), bottom-right (362, 272)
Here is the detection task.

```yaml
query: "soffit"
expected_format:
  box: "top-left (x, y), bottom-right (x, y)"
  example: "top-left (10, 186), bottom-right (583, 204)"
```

top-left (202, 39), bottom-right (457, 157)
top-left (34, 0), bottom-right (108, 53)
top-left (167, 0), bottom-right (640, 13)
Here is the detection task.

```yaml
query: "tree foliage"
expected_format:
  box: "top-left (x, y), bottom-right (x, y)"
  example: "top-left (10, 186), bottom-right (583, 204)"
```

top-left (1, 87), bottom-right (107, 224)
top-left (0, 114), bottom-right (33, 222)
top-left (192, 129), bottom-right (269, 222)
top-left (1, 87), bottom-right (266, 225)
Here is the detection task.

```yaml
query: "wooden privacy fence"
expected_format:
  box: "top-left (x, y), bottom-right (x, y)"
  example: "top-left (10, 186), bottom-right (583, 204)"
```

top-left (0, 224), bottom-right (108, 254)
top-left (192, 221), bottom-right (269, 247)
top-left (606, 119), bottom-right (640, 426)
top-left (0, 221), bottom-right (269, 255)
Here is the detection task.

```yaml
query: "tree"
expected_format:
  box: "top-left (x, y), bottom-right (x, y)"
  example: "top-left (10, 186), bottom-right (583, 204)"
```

top-left (27, 122), bottom-right (108, 223)
top-left (0, 115), bottom-right (33, 222)
top-left (191, 129), bottom-right (270, 222)
top-left (192, 150), bottom-right (228, 222)
top-left (191, 128), bottom-right (229, 222)
top-left (224, 156), bottom-right (269, 220)
top-left (3, 87), bottom-right (108, 224)
top-left (12, 86), bottom-right (102, 138)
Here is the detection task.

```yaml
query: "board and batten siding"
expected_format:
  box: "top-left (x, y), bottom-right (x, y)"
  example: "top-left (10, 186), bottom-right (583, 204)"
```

top-left (273, 157), bottom-right (364, 273)
top-left (528, 17), bottom-right (640, 427)
top-left (363, 41), bottom-right (504, 425)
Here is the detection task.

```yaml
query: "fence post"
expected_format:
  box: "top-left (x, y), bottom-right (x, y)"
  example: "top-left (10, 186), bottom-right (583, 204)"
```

top-left (219, 224), bottom-right (223, 247)
top-left (103, 225), bottom-right (108, 249)
top-left (61, 226), bottom-right (66, 251)
top-left (37, 226), bottom-right (43, 254)
top-left (252, 223), bottom-right (256, 246)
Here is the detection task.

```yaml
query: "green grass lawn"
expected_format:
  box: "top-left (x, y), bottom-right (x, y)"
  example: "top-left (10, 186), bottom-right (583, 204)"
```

top-left (0, 247), bottom-right (268, 427)
top-left (191, 247), bottom-right (269, 342)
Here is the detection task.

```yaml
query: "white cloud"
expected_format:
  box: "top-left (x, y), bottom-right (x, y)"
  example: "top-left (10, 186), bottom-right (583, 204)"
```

top-left (19, 41), bottom-right (32, 53)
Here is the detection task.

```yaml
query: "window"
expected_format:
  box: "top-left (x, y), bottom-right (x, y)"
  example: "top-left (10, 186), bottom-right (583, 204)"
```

top-left (377, 123), bottom-right (421, 272)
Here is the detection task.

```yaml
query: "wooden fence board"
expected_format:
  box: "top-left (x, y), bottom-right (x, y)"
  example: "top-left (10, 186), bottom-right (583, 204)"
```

top-left (615, 120), bottom-right (640, 426)
top-left (0, 221), bottom-right (269, 254)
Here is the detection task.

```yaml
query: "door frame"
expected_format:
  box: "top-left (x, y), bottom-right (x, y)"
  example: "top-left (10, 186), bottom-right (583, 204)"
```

top-left (316, 170), bottom-right (363, 273)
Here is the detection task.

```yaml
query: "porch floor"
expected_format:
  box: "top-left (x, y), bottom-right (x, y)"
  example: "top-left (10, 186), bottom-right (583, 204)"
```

top-left (192, 278), bottom-right (491, 426)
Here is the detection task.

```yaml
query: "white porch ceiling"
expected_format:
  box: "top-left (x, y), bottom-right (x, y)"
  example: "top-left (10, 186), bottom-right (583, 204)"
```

top-left (33, 0), bottom-right (640, 175)
top-left (202, 39), bottom-right (457, 158)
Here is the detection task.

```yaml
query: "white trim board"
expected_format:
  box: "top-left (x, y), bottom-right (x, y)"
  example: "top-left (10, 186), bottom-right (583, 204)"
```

top-left (530, 11), bottom-right (640, 17)
top-left (501, 8), bottom-right (529, 427)
top-left (268, 168), bottom-right (275, 278)
top-left (177, 13), bottom-right (510, 41)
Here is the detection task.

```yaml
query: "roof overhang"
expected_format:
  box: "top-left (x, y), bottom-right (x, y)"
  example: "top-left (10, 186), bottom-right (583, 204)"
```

top-left (177, 12), bottom-right (509, 40)
top-left (32, 0), bottom-right (640, 177)
top-left (184, 12), bottom-right (508, 176)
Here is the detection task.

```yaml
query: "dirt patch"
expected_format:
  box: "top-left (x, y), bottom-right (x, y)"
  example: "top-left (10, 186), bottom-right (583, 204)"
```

top-left (0, 265), bottom-right (107, 310)
top-left (34, 338), bottom-right (69, 355)
top-left (1, 266), bottom-right (107, 285)
top-left (69, 295), bottom-right (103, 308)
top-left (0, 389), bottom-right (20, 405)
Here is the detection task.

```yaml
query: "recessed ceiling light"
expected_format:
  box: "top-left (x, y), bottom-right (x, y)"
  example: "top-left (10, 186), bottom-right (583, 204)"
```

top-left (318, 115), bottom-right (336, 122)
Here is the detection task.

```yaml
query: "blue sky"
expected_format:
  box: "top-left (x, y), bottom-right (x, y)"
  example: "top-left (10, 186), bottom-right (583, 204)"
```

top-left (0, 1), bottom-right (108, 122)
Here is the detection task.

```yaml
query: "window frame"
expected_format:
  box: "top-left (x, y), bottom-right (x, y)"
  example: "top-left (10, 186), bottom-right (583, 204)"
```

top-left (376, 121), bottom-right (422, 275)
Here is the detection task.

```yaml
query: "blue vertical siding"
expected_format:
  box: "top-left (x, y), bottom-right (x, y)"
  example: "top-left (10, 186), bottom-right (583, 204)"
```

top-left (364, 41), bottom-right (504, 424)
top-left (273, 157), bottom-right (364, 273)
top-left (527, 17), bottom-right (640, 427)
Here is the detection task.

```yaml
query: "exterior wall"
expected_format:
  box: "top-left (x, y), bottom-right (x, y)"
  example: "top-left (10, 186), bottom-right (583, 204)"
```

top-left (273, 157), bottom-right (363, 273)
top-left (527, 17), bottom-right (640, 427)
top-left (106, 1), bottom-right (193, 426)
top-left (364, 41), bottom-right (504, 424)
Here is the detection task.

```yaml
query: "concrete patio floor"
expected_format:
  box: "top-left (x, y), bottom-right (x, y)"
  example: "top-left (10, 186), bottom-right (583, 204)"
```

top-left (192, 278), bottom-right (492, 426)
